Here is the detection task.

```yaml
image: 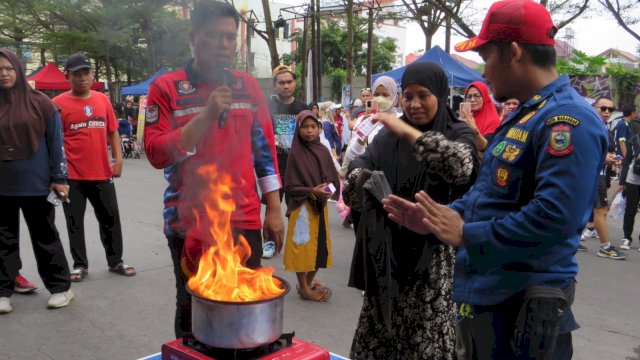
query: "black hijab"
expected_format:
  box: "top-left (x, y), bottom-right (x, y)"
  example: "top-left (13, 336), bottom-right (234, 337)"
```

top-left (400, 61), bottom-right (458, 133)
top-left (284, 110), bottom-right (340, 216)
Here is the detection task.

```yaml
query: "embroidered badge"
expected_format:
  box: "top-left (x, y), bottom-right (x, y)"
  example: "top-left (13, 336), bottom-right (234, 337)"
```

top-left (545, 115), bottom-right (581, 127)
top-left (496, 166), bottom-right (509, 187)
top-left (532, 95), bottom-right (542, 101)
top-left (506, 128), bottom-right (530, 142)
top-left (547, 124), bottom-right (573, 156)
top-left (84, 105), bottom-right (93, 116)
top-left (492, 141), bottom-right (507, 157)
top-left (177, 80), bottom-right (196, 95)
top-left (502, 145), bottom-right (521, 161)
top-left (537, 99), bottom-right (548, 110)
top-left (145, 105), bottom-right (159, 124)
top-left (518, 111), bottom-right (536, 125)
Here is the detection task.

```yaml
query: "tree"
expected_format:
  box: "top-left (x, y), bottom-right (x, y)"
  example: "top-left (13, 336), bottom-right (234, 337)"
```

top-left (556, 50), bottom-right (606, 75)
top-left (398, 0), bottom-right (466, 50)
top-left (597, 0), bottom-right (640, 42)
top-left (283, 18), bottom-right (396, 74)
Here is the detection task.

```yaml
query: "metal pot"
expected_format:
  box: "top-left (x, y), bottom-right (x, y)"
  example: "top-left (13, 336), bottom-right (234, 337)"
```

top-left (187, 276), bottom-right (290, 349)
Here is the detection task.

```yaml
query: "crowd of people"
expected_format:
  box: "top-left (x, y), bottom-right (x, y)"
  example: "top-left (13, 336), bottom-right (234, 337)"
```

top-left (2, 0), bottom-right (639, 359)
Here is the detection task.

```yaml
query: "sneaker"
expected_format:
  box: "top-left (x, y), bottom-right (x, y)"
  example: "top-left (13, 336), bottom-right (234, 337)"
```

top-left (620, 238), bottom-right (631, 250)
top-left (14, 274), bottom-right (38, 294)
top-left (597, 246), bottom-right (627, 260)
top-left (262, 241), bottom-right (276, 259)
top-left (581, 228), bottom-right (599, 240)
top-left (578, 244), bottom-right (588, 252)
top-left (47, 290), bottom-right (74, 309)
top-left (0, 297), bottom-right (12, 314)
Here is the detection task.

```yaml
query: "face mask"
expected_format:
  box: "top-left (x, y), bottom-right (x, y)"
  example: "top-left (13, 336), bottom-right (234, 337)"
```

top-left (373, 96), bottom-right (393, 112)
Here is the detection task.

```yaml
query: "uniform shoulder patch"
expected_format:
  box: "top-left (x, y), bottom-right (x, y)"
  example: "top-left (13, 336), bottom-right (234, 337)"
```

top-left (546, 124), bottom-right (573, 156)
top-left (145, 105), bottom-right (159, 124)
top-left (545, 115), bottom-right (580, 127)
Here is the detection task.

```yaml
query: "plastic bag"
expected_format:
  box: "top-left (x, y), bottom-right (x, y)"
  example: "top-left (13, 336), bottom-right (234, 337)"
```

top-left (609, 192), bottom-right (625, 219)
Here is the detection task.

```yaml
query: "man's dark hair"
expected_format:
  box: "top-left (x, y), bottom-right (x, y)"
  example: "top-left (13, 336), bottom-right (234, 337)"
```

top-left (593, 96), bottom-right (614, 107)
top-left (191, 1), bottom-right (239, 30)
top-left (623, 104), bottom-right (637, 117)
top-left (494, 42), bottom-right (556, 68)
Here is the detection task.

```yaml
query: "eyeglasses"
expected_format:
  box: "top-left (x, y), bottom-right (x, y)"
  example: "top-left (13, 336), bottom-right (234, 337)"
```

top-left (598, 106), bottom-right (615, 113)
top-left (0, 66), bottom-right (15, 73)
top-left (361, 88), bottom-right (371, 92)
top-left (465, 93), bottom-right (483, 100)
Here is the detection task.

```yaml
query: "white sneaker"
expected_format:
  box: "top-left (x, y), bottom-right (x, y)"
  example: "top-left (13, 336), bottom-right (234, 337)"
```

top-left (620, 238), bottom-right (631, 250)
top-left (47, 290), bottom-right (74, 309)
top-left (0, 297), bottom-right (12, 314)
top-left (581, 228), bottom-right (598, 240)
top-left (262, 241), bottom-right (276, 259)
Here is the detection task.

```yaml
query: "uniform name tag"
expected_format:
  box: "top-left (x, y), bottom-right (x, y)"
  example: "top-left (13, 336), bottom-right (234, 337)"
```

top-left (506, 128), bottom-right (529, 142)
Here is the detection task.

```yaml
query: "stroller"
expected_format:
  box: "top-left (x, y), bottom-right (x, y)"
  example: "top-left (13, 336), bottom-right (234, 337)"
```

top-left (121, 136), bottom-right (141, 159)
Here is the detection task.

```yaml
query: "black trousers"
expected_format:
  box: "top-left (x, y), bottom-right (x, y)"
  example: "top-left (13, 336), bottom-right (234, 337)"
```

top-left (623, 183), bottom-right (640, 241)
top-left (455, 283), bottom-right (576, 360)
top-left (168, 228), bottom-right (263, 338)
top-left (0, 196), bottom-right (71, 297)
top-left (62, 179), bottom-right (124, 269)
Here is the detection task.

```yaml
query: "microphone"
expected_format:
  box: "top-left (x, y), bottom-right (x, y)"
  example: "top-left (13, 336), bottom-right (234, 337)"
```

top-left (218, 67), bottom-right (233, 129)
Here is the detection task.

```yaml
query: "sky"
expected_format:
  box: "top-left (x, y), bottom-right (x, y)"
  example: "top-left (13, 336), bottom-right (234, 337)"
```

top-left (276, 0), bottom-right (640, 64)
top-left (427, 0), bottom-right (640, 63)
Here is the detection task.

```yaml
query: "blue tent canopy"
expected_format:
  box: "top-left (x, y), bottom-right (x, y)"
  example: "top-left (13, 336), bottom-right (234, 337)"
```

top-left (372, 46), bottom-right (484, 88)
top-left (121, 68), bottom-right (168, 96)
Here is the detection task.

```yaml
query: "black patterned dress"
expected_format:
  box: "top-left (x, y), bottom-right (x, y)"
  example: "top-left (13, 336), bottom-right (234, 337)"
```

top-left (345, 129), bottom-right (477, 360)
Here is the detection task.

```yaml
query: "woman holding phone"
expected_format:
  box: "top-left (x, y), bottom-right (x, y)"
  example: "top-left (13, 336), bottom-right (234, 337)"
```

top-left (0, 48), bottom-right (73, 313)
top-left (459, 81), bottom-right (501, 151)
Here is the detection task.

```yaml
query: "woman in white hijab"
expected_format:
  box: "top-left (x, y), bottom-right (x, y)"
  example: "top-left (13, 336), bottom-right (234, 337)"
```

top-left (340, 76), bottom-right (398, 177)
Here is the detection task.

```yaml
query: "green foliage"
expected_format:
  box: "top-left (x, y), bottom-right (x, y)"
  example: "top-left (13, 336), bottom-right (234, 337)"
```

top-left (328, 68), bottom-right (347, 99)
top-left (0, 0), bottom-right (190, 84)
top-left (556, 50), bottom-right (606, 75)
top-left (281, 18), bottom-right (397, 79)
top-left (606, 64), bottom-right (640, 106)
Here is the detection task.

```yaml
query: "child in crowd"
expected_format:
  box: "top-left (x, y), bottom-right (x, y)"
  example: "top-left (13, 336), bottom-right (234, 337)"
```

top-left (283, 110), bottom-right (340, 302)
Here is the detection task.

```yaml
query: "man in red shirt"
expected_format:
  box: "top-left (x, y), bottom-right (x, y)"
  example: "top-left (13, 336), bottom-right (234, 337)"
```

top-left (54, 54), bottom-right (136, 282)
top-left (144, 0), bottom-right (284, 338)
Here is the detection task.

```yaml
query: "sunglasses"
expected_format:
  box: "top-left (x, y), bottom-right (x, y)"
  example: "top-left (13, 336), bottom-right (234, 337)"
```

top-left (598, 106), bottom-right (615, 113)
top-left (361, 88), bottom-right (371, 92)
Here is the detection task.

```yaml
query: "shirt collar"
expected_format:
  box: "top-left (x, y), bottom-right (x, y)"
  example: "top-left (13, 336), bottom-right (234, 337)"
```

top-left (522, 75), bottom-right (570, 108)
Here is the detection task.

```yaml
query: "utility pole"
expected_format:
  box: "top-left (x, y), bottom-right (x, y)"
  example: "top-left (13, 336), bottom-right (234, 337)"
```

top-left (316, 0), bottom-right (322, 100)
top-left (301, 15), bottom-right (309, 102)
top-left (310, 0), bottom-right (318, 101)
top-left (346, 0), bottom-right (354, 86)
top-left (366, 6), bottom-right (373, 87)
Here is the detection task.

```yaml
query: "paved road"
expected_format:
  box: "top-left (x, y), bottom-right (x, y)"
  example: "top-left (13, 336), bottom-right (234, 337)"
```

top-left (1, 158), bottom-right (639, 360)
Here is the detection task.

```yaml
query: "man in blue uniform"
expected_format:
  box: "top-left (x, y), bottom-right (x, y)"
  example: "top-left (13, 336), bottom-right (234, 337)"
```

top-left (382, 1), bottom-right (608, 358)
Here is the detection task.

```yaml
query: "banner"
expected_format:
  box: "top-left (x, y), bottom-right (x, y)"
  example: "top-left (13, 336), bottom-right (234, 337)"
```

top-left (341, 84), bottom-right (351, 108)
top-left (136, 96), bottom-right (147, 145)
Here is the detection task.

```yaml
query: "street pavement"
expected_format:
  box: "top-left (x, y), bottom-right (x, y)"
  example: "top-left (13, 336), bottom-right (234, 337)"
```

top-left (1, 157), bottom-right (639, 360)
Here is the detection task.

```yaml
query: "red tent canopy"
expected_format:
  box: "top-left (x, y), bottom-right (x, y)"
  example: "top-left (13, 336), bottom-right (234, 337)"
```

top-left (27, 62), bottom-right (104, 91)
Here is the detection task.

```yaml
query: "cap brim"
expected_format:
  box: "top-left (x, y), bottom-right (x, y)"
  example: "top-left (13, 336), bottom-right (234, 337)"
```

top-left (454, 36), bottom-right (489, 52)
top-left (67, 65), bottom-right (91, 72)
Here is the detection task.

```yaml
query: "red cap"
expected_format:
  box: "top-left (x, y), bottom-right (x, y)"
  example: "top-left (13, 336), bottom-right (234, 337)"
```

top-left (455, 0), bottom-right (557, 52)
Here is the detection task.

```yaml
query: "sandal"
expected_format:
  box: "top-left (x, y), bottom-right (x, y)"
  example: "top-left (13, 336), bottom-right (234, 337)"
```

top-left (70, 268), bottom-right (88, 282)
top-left (108, 263), bottom-right (136, 277)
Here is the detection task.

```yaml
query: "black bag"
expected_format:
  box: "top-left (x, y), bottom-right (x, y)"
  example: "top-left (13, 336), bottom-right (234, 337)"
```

top-left (633, 159), bottom-right (640, 175)
top-left (511, 285), bottom-right (568, 360)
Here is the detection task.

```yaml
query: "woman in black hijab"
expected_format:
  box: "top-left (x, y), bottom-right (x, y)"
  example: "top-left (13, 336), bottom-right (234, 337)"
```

top-left (345, 62), bottom-right (477, 359)
top-left (0, 48), bottom-right (72, 313)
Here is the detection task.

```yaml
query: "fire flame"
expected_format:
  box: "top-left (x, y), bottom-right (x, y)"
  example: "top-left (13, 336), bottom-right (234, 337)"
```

top-left (187, 165), bottom-right (284, 302)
